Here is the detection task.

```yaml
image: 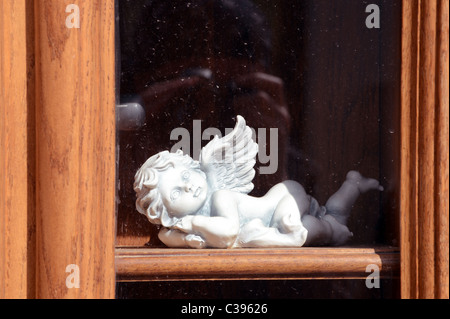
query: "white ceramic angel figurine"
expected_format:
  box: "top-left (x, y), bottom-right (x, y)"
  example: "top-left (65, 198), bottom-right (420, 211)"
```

top-left (134, 116), bottom-right (383, 249)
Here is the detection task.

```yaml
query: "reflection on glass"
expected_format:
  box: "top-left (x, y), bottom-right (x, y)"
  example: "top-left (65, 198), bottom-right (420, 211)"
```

top-left (118, 0), bottom-right (291, 247)
top-left (116, 0), bottom-right (401, 300)
top-left (117, 0), bottom-right (400, 249)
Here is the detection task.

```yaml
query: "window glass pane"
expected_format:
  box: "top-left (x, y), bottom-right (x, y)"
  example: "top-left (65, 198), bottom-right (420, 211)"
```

top-left (116, 0), bottom-right (401, 298)
top-left (117, 0), bottom-right (400, 248)
top-left (117, 279), bottom-right (400, 299)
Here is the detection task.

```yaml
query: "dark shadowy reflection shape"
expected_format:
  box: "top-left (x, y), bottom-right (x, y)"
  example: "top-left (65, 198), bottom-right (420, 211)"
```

top-left (118, 0), bottom-right (291, 246)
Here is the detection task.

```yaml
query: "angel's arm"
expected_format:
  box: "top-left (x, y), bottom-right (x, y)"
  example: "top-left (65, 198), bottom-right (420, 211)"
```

top-left (158, 228), bottom-right (206, 249)
top-left (173, 191), bottom-right (240, 248)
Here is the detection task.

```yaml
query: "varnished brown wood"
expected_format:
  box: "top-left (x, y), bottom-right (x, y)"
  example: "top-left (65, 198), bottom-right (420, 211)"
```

top-left (400, 0), bottom-right (419, 299)
top-left (0, 0), bottom-right (35, 299)
top-left (400, 0), bottom-right (449, 299)
top-left (435, 0), bottom-right (449, 300)
top-left (417, 0), bottom-right (437, 299)
top-left (0, 0), bottom-right (446, 299)
top-left (34, 0), bottom-right (116, 298)
top-left (116, 247), bottom-right (399, 282)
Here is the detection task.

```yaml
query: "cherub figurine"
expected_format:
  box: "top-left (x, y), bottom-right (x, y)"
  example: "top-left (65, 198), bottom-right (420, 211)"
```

top-left (134, 116), bottom-right (383, 248)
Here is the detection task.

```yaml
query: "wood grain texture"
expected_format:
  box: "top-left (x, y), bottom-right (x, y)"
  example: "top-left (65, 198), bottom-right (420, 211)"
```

top-left (417, 0), bottom-right (437, 299)
top-left (435, 0), bottom-right (449, 300)
top-left (1, 0), bottom-right (445, 299)
top-left (0, 0), bottom-right (35, 299)
top-left (400, 0), bottom-right (449, 299)
top-left (116, 247), bottom-right (399, 282)
top-left (34, 0), bottom-right (116, 298)
top-left (400, 0), bottom-right (419, 299)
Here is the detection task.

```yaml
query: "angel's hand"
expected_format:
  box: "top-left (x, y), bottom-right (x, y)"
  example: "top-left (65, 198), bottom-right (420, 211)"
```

top-left (173, 215), bottom-right (195, 233)
top-left (185, 234), bottom-right (206, 249)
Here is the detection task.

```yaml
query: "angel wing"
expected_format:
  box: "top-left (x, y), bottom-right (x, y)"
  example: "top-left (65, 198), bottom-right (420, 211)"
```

top-left (199, 115), bottom-right (258, 194)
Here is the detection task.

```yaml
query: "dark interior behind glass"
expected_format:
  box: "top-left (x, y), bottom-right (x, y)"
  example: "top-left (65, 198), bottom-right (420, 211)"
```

top-left (116, 0), bottom-right (401, 299)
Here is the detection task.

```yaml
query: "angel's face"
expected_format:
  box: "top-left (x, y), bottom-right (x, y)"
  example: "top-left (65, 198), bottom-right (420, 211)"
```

top-left (158, 165), bottom-right (208, 218)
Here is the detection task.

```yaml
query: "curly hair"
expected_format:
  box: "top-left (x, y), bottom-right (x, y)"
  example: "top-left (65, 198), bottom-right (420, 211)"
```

top-left (134, 150), bottom-right (205, 227)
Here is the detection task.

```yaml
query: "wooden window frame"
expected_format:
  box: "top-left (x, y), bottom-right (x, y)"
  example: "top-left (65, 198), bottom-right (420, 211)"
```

top-left (0, 0), bottom-right (447, 299)
top-left (400, 0), bottom-right (448, 299)
top-left (1, 0), bottom-right (116, 299)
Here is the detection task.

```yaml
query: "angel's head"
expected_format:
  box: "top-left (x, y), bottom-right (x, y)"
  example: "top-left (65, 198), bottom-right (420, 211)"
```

top-left (134, 150), bottom-right (209, 227)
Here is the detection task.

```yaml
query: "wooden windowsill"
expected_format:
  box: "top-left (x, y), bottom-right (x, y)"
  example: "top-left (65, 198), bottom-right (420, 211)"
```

top-left (115, 246), bottom-right (399, 282)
